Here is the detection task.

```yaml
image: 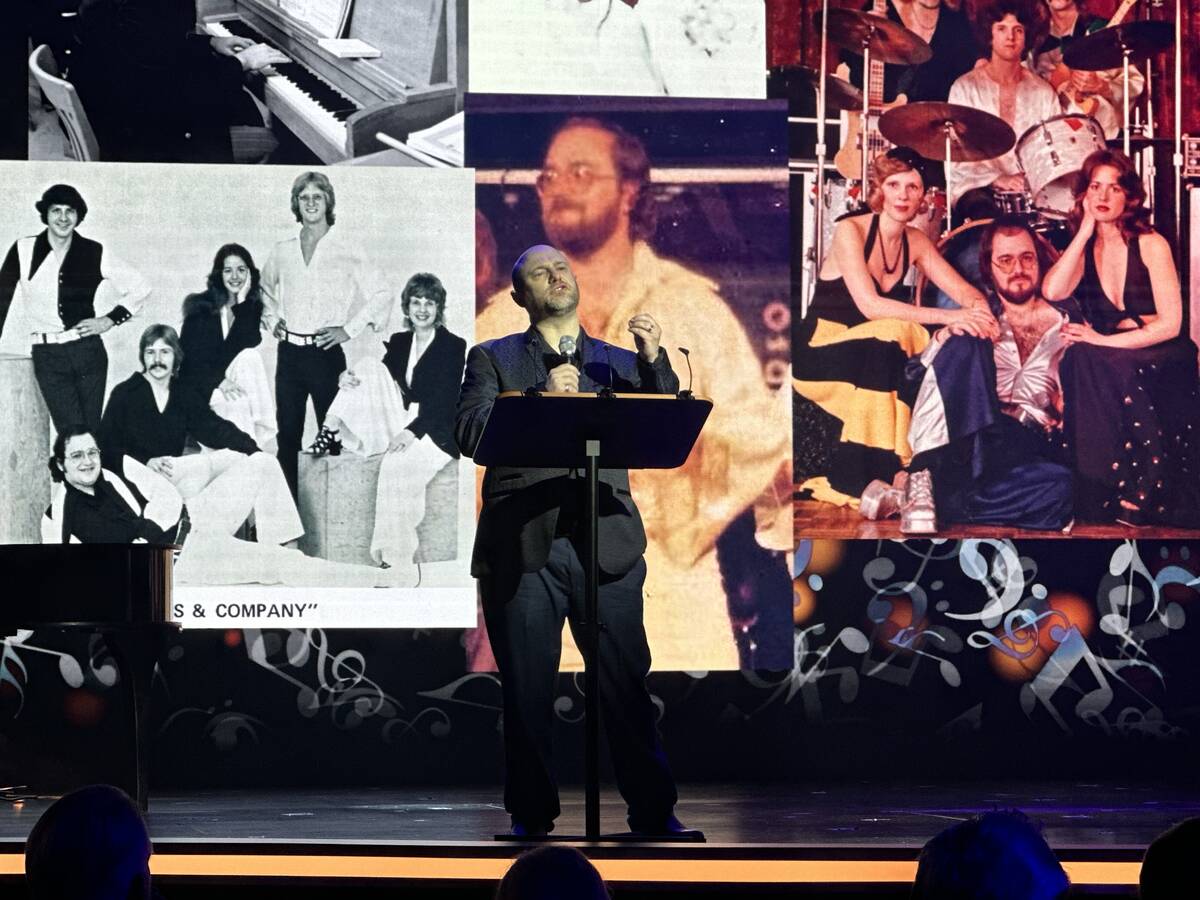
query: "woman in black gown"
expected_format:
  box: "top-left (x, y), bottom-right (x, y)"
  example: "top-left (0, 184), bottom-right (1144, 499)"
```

top-left (794, 147), bottom-right (997, 508)
top-left (1043, 149), bottom-right (1200, 527)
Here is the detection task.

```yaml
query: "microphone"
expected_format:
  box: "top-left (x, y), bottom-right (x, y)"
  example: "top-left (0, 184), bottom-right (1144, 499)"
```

top-left (678, 347), bottom-right (694, 399)
top-left (558, 334), bottom-right (577, 365)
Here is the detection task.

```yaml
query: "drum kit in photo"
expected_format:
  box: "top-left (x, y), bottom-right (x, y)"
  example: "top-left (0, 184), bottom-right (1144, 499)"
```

top-left (790, 6), bottom-right (1175, 302)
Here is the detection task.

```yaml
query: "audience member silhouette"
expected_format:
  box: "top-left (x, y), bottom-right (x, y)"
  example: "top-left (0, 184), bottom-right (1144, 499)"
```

top-left (496, 845), bottom-right (609, 900)
top-left (24, 785), bottom-right (153, 900)
top-left (912, 810), bottom-right (1069, 899)
top-left (1140, 816), bottom-right (1200, 899)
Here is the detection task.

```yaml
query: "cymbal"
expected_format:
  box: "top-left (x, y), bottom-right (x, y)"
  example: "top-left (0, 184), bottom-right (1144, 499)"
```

top-left (878, 102), bottom-right (1015, 162)
top-left (815, 9), bottom-right (932, 66)
top-left (1062, 21), bottom-right (1174, 71)
top-left (766, 65), bottom-right (864, 111)
top-left (1107, 135), bottom-right (1175, 152)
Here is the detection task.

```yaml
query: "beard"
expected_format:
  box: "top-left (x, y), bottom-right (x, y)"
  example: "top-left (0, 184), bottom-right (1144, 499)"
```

top-left (996, 278), bottom-right (1037, 306)
top-left (542, 197), bottom-right (622, 258)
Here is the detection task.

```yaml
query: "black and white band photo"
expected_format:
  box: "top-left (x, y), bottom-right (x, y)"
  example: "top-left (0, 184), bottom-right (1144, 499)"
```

top-left (0, 161), bottom-right (477, 628)
top-left (27, 0), bottom-right (466, 167)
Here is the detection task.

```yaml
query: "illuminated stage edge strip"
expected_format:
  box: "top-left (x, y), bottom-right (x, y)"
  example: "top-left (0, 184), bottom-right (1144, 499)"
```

top-left (0, 853), bottom-right (1141, 884)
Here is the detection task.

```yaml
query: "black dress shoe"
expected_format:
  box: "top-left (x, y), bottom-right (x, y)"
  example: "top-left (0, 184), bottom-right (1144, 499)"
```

top-left (509, 820), bottom-right (551, 838)
top-left (629, 813), bottom-right (705, 840)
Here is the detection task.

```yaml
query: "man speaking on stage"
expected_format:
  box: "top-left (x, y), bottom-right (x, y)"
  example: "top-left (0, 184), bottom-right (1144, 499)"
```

top-left (455, 244), bottom-right (690, 838)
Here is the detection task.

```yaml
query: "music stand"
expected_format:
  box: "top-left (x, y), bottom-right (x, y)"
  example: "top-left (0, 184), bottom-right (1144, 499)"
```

top-left (475, 391), bottom-right (711, 842)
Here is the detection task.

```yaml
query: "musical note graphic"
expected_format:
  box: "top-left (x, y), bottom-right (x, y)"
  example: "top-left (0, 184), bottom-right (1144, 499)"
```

top-left (1019, 627), bottom-right (1114, 734)
top-left (865, 623), bottom-right (963, 688)
top-left (744, 623), bottom-right (869, 718)
top-left (949, 540), bottom-right (1036, 627)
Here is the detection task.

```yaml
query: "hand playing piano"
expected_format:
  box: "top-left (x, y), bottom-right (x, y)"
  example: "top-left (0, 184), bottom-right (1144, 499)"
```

top-left (210, 35), bottom-right (251, 58)
top-left (236, 43), bottom-right (291, 74)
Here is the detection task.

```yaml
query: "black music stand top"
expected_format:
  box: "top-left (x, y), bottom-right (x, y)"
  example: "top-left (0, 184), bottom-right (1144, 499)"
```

top-left (472, 391), bottom-right (712, 469)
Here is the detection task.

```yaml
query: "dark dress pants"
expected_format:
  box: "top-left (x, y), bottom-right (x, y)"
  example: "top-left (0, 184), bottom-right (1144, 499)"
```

top-left (275, 342), bottom-right (346, 497)
top-left (31, 335), bottom-right (107, 433)
top-left (481, 537), bottom-right (678, 830)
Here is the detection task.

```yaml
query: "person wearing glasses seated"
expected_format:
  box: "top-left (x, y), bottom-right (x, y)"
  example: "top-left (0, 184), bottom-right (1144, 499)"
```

top-left (42, 425), bottom-right (182, 544)
top-left (42, 426), bottom-right (416, 588)
top-left (794, 147), bottom-right (997, 523)
top-left (867, 215), bottom-right (1074, 533)
top-left (1042, 149), bottom-right (1200, 528)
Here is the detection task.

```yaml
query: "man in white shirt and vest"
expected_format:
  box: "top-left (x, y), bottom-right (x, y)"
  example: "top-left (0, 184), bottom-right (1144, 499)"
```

top-left (0, 184), bottom-right (150, 433)
top-left (261, 172), bottom-right (392, 497)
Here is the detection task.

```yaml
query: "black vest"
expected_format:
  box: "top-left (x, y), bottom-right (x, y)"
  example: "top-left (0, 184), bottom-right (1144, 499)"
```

top-left (27, 232), bottom-right (125, 329)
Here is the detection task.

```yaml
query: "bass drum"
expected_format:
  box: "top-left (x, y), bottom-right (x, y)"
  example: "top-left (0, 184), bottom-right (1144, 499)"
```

top-left (919, 218), bottom-right (1066, 310)
top-left (1016, 114), bottom-right (1106, 215)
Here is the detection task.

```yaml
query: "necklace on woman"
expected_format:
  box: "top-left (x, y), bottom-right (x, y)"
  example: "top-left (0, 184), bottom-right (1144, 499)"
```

top-left (879, 234), bottom-right (903, 275)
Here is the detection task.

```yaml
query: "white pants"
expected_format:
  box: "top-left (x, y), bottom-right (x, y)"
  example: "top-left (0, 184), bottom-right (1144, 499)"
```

top-left (208, 348), bottom-right (277, 449)
top-left (176, 531), bottom-right (410, 587)
top-left (326, 358), bottom-right (410, 457)
top-left (370, 437), bottom-right (451, 566)
top-left (167, 450), bottom-right (303, 546)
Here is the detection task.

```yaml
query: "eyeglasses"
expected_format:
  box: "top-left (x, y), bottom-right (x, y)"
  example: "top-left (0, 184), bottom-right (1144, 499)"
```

top-left (66, 448), bottom-right (101, 463)
top-left (991, 252), bottom-right (1038, 272)
top-left (535, 164), bottom-right (618, 193)
top-left (1087, 182), bottom-right (1125, 196)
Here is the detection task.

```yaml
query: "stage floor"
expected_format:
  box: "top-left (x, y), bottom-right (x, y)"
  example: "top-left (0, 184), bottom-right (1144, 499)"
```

top-left (1, 780), bottom-right (1194, 890)
top-left (795, 499), bottom-right (1200, 540)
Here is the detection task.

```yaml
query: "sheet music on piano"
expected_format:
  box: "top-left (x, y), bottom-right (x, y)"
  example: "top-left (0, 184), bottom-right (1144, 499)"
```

top-left (279, 0), bottom-right (353, 39)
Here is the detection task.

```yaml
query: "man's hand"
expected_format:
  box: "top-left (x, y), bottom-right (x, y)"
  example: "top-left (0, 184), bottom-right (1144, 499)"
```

top-left (628, 313), bottom-right (663, 362)
top-left (992, 174), bottom-right (1026, 193)
top-left (1069, 69), bottom-right (1107, 98)
top-left (219, 378), bottom-right (245, 401)
top-left (74, 316), bottom-right (114, 338)
top-left (547, 363), bottom-right (580, 393)
top-left (387, 430), bottom-right (417, 454)
top-left (147, 456), bottom-right (174, 478)
top-left (236, 43), bottom-right (290, 74)
top-left (315, 325), bottom-right (350, 349)
top-left (338, 370), bottom-right (361, 390)
top-left (272, 319), bottom-right (288, 340)
top-left (210, 35), bottom-right (251, 58)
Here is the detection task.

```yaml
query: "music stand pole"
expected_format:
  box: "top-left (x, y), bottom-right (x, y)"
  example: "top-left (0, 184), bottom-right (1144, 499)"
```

top-left (583, 439), bottom-right (601, 838)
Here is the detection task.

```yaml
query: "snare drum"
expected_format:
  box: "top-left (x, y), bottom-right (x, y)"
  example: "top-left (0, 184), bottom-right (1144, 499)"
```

top-left (1016, 114), bottom-right (1106, 215)
top-left (994, 190), bottom-right (1033, 217)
